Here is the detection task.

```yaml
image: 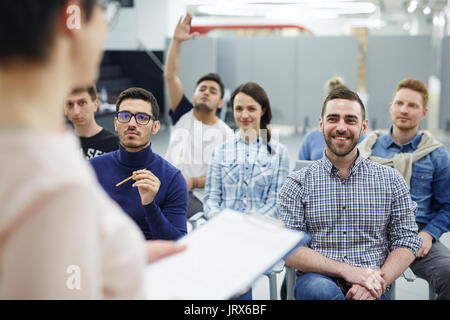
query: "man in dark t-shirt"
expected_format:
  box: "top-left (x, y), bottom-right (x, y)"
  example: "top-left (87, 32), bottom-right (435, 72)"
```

top-left (80, 128), bottom-right (118, 159)
top-left (65, 85), bottom-right (118, 159)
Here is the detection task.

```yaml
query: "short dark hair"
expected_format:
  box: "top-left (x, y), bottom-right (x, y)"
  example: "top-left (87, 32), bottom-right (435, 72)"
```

top-left (321, 87), bottom-right (366, 121)
top-left (71, 85), bottom-right (98, 102)
top-left (0, 0), bottom-right (96, 64)
top-left (116, 87), bottom-right (160, 120)
top-left (196, 73), bottom-right (225, 99)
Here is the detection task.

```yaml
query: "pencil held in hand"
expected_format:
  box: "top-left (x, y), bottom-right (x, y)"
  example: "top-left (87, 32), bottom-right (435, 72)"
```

top-left (115, 173), bottom-right (137, 187)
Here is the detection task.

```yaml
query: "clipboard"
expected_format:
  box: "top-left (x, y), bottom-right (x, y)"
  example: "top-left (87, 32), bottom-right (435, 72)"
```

top-left (145, 209), bottom-right (310, 300)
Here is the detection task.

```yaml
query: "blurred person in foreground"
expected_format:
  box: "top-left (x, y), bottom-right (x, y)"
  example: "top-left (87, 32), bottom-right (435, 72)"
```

top-left (0, 0), bottom-right (184, 299)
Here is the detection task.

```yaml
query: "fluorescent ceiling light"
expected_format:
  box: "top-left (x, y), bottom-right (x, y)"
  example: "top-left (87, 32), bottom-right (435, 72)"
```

top-left (433, 14), bottom-right (445, 26)
top-left (407, 0), bottom-right (418, 13)
top-left (244, 0), bottom-right (359, 3)
top-left (196, 1), bottom-right (376, 17)
top-left (312, 1), bottom-right (376, 14)
top-left (307, 10), bottom-right (340, 19)
top-left (198, 4), bottom-right (280, 17)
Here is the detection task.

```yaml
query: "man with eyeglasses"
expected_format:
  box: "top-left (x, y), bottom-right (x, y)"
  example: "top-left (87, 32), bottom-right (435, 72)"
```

top-left (65, 85), bottom-right (119, 159)
top-left (90, 87), bottom-right (188, 241)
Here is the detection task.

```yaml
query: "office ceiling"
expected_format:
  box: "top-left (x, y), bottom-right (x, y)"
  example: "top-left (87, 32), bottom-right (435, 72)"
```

top-left (184, 0), bottom-right (449, 34)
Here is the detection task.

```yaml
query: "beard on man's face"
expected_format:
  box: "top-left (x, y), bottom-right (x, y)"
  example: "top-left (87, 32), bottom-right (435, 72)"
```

top-left (194, 102), bottom-right (215, 113)
top-left (324, 135), bottom-right (359, 157)
top-left (322, 124), bottom-right (361, 158)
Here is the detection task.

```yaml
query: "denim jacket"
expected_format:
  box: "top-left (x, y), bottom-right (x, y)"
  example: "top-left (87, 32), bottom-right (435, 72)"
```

top-left (371, 128), bottom-right (450, 240)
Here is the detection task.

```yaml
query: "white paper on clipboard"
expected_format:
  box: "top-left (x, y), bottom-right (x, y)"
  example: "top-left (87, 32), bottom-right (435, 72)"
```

top-left (145, 209), bottom-right (310, 300)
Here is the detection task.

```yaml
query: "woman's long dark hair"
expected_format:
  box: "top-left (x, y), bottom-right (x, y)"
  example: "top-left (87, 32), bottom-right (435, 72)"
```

top-left (230, 82), bottom-right (274, 155)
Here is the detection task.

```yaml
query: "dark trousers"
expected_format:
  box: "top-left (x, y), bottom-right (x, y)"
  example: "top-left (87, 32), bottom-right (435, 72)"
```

top-left (410, 240), bottom-right (450, 299)
top-left (187, 192), bottom-right (203, 219)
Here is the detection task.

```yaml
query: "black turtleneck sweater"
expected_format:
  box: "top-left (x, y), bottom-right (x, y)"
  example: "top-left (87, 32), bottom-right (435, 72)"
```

top-left (90, 144), bottom-right (188, 240)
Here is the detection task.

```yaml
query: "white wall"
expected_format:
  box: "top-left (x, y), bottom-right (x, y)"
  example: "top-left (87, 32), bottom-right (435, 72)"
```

top-left (105, 7), bottom-right (137, 49)
top-left (105, 0), bottom-right (186, 51)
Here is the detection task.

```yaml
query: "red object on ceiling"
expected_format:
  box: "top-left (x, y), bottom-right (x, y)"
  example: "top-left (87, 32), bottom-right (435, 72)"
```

top-left (191, 24), bottom-right (313, 35)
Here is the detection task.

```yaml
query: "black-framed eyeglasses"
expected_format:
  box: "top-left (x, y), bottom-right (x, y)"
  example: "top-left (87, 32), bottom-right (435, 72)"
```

top-left (99, 0), bottom-right (120, 26)
top-left (117, 111), bottom-right (155, 125)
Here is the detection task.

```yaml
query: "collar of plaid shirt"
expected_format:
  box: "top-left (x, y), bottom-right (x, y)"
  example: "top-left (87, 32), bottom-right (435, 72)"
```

top-left (320, 150), bottom-right (364, 179)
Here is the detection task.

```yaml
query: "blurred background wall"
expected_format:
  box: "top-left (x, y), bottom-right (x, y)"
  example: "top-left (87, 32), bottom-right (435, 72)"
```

top-left (97, 0), bottom-right (450, 135)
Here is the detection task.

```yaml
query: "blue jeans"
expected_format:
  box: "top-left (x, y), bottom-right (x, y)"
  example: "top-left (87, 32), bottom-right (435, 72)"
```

top-left (231, 288), bottom-right (252, 300)
top-left (294, 272), bottom-right (390, 300)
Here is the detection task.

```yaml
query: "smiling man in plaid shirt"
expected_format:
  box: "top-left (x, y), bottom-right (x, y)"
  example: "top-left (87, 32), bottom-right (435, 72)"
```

top-left (278, 87), bottom-right (422, 300)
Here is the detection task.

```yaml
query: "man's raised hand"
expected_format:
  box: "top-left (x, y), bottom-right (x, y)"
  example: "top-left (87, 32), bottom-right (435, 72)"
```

top-left (173, 13), bottom-right (200, 43)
